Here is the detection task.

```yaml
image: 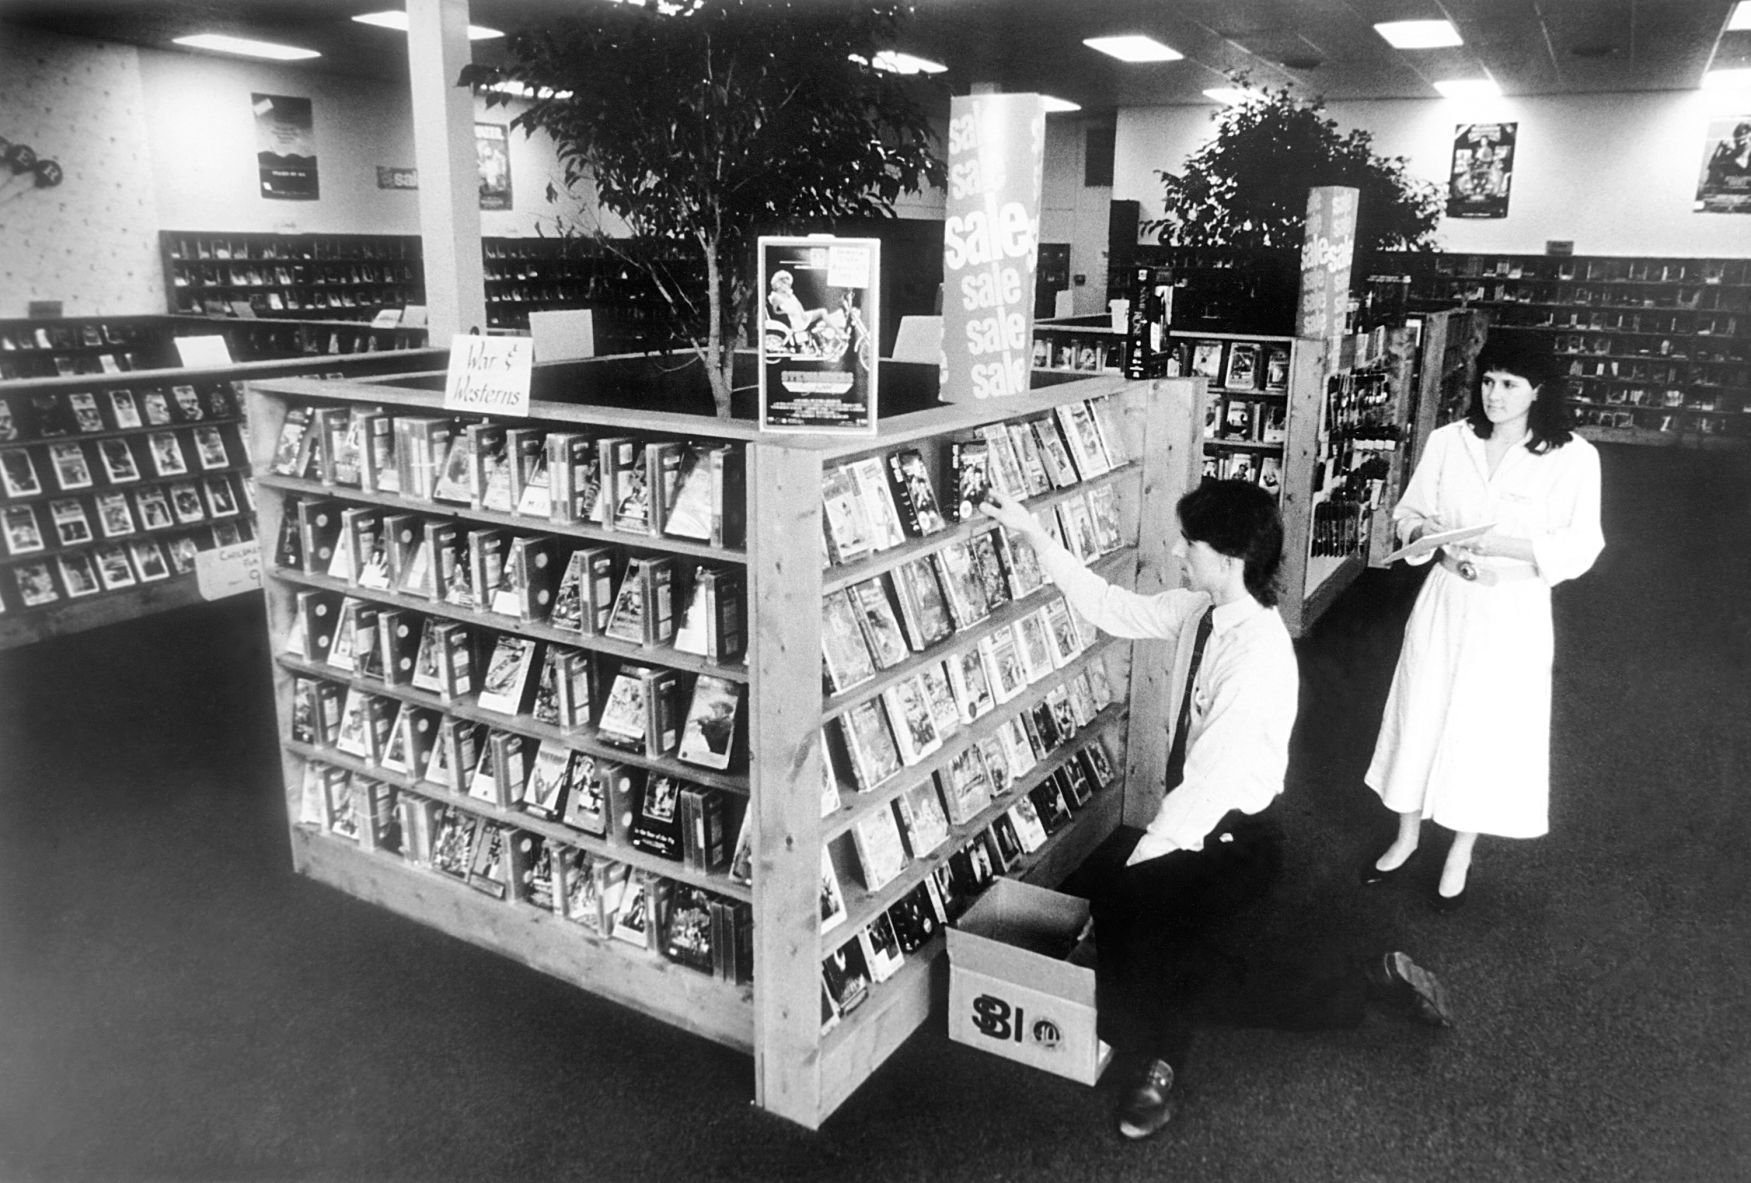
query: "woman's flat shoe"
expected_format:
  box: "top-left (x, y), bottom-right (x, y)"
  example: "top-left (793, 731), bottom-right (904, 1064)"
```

top-left (1359, 850), bottom-right (1416, 886)
top-left (1431, 885), bottom-right (1467, 913)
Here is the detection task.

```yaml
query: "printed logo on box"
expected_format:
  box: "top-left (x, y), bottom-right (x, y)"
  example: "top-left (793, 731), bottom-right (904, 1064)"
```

top-left (971, 993), bottom-right (1064, 1053)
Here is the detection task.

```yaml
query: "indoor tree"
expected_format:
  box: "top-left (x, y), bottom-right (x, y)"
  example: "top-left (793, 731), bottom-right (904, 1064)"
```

top-left (1144, 79), bottom-right (1441, 265)
top-left (462, 0), bottom-right (945, 417)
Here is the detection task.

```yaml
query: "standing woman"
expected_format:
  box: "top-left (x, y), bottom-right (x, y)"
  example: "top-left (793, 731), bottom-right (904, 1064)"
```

top-left (1363, 330), bottom-right (1604, 909)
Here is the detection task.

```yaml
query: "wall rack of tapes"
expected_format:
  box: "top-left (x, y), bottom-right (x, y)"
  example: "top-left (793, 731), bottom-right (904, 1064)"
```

top-left (1413, 252), bottom-right (1750, 449)
top-left (243, 367), bottom-right (1202, 1130)
top-left (0, 315), bottom-right (180, 380)
top-left (0, 349), bottom-right (447, 649)
top-left (161, 232), bottom-right (424, 322)
top-left (481, 236), bottom-right (706, 354)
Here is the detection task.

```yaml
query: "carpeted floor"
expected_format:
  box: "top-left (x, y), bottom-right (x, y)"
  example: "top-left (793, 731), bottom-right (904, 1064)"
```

top-left (0, 441), bottom-right (1746, 1182)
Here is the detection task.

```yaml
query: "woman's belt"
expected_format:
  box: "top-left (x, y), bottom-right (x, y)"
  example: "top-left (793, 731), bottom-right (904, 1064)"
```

top-left (1438, 550), bottom-right (1538, 586)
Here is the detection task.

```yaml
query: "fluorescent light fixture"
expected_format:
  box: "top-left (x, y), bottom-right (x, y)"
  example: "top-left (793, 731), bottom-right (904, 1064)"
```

top-left (864, 50), bottom-right (947, 75)
top-left (1041, 95), bottom-right (1082, 113)
top-left (1375, 20), bottom-right (1463, 49)
top-left (172, 33), bottom-right (320, 61)
top-left (1729, 2), bottom-right (1751, 31)
top-left (1434, 77), bottom-right (1502, 99)
top-left (352, 11), bottom-right (504, 40)
top-left (1203, 87), bottom-right (1253, 105)
top-left (1702, 67), bottom-right (1751, 89)
top-left (1083, 35), bottom-right (1182, 63)
top-left (484, 81), bottom-right (575, 100)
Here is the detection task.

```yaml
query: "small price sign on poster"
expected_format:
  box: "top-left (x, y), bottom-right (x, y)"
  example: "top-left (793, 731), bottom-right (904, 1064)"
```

top-left (443, 334), bottom-right (533, 418)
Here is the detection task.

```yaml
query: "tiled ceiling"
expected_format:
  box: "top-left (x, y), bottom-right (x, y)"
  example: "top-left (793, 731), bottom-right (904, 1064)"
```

top-left (4, 0), bottom-right (1749, 112)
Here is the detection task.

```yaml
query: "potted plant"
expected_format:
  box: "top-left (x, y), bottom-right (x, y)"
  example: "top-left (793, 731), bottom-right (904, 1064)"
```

top-left (463, 0), bottom-right (945, 417)
top-left (1145, 80), bottom-right (1441, 266)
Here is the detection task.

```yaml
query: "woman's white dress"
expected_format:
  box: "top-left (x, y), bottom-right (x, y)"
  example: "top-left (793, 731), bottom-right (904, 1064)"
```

top-left (1365, 421), bottom-right (1604, 838)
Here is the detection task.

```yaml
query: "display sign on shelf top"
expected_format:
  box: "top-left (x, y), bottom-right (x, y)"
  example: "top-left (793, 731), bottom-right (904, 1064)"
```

top-left (757, 235), bottom-right (880, 435)
top-left (940, 92), bottom-right (1047, 403)
top-left (1296, 185), bottom-right (1359, 370)
top-left (443, 333), bottom-right (533, 418)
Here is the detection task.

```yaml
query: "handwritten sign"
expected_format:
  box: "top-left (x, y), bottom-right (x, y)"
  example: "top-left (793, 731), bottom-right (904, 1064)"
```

top-left (443, 334), bottom-right (533, 417)
top-left (1296, 186), bottom-right (1359, 367)
top-left (194, 541), bottom-right (262, 601)
top-left (940, 93), bottom-right (1047, 402)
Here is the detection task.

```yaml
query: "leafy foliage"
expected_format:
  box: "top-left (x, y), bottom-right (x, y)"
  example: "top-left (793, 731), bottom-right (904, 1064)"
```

top-left (1144, 82), bottom-right (1440, 264)
top-left (462, 0), bottom-right (945, 413)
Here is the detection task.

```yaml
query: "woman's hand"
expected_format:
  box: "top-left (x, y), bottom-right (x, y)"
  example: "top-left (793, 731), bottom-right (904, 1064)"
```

top-left (979, 488), bottom-right (1043, 539)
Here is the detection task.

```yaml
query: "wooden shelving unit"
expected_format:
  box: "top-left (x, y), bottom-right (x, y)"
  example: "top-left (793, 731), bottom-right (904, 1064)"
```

top-left (1413, 252), bottom-right (1750, 449)
top-left (243, 366), bottom-right (1202, 1129)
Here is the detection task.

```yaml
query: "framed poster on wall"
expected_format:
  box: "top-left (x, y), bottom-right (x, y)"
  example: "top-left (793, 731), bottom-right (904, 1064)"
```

top-left (1447, 123), bottom-right (1515, 219)
top-left (476, 123), bottom-right (512, 211)
top-left (1694, 116), bottom-right (1751, 214)
top-left (253, 94), bottom-right (318, 201)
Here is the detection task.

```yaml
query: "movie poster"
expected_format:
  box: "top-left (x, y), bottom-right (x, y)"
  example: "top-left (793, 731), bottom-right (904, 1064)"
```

top-left (1447, 123), bottom-right (1515, 218)
top-left (1694, 115), bottom-right (1751, 214)
top-left (253, 94), bottom-right (318, 201)
top-left (476, 123), bottom-right (512, 211)
top-left (757, 236), bottom-right (880, 434)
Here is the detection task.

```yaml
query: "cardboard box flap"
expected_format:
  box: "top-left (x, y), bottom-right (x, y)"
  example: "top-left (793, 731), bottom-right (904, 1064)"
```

top-left (949, 879), bottom-right (1095, 1006)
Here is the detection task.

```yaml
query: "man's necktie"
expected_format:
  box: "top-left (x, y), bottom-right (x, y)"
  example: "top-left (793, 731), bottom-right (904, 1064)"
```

top-left (1162, 606), bottom-right (1214, 792)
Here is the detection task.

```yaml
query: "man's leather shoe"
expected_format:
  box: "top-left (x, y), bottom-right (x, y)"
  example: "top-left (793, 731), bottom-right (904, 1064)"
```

top-left (1116, 1059), bottom-right (1176, 1140)
top-left (1372, 951), bottom-right (1454, 1027)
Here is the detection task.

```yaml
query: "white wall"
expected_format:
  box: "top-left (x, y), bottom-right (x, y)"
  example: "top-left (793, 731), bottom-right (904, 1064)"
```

top-left (1116, 90), bottom-right (1751, 257)
top-left (1040, 116), bottom-right (1116, 316)
top-left (0, 28), bottom-right (162, 317)
top-left (137, 48), bottom-right (594, 240)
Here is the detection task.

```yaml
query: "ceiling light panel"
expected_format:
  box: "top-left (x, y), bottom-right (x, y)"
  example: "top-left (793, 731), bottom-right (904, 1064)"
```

top-left (352, 12), bottom-right (504, 40)
top-left (1702, 67), bottom-right (1751, 89)
top-left (1375, 20), bottom-right (1464, 49)
top-left (1083, 35), bottom-right (1183, 63)
top-left (1730, 3), bottom-right (1751, 32)
top-left (172, 34), bottom-right (320, 61)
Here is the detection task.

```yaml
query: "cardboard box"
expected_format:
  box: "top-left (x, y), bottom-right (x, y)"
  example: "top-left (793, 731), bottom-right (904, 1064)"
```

top-left (946, 878), bottom-right (1112, 1085)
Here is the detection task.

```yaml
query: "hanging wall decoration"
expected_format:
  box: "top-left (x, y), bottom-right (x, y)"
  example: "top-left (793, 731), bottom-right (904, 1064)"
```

top-left (1694, 115), bottom-right (1751, 214)
top-left (253, 94), bottom-right (319, 201)
top-left (1447, 123), bottom-right (1515, 218)
top-left (476, 123), bottom-right (512, 210)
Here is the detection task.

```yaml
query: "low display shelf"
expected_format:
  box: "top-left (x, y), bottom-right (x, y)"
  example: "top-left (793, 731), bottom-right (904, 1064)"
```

top-left (245, 366), bottom-right (1201, 1129)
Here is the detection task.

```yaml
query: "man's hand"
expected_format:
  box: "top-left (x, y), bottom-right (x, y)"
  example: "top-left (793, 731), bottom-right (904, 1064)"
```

top-left (979, 488), bottom-right (1043, 539)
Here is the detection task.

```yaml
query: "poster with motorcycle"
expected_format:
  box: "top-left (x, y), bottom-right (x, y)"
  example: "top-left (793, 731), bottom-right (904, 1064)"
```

top-left (757, 236), bottom-right (880, 434)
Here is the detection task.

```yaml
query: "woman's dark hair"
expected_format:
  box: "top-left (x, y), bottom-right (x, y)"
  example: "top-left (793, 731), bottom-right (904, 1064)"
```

top-left (1178, 479), bottom-right (1283, 606)
top-left (1467, 330), bottom-right (1574, 453)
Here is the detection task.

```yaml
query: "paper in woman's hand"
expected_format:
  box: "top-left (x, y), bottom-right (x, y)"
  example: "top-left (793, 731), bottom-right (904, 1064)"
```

top-left (1383, 523), bottom-right (1494, 565)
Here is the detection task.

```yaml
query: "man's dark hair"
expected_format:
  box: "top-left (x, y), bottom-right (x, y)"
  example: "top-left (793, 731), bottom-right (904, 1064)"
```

top-left (1467, 330), bottom-right (1574, 453)
top-left (1178, 479), bottom-right (1283, 606)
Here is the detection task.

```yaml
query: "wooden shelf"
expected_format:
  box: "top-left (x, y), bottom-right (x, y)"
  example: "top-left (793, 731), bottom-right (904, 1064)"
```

top-left (247, 364), bottom-right (1205, 1131)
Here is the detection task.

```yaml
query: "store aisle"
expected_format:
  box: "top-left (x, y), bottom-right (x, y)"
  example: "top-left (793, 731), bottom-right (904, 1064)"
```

top-left (0, 443), bottom-right (1745, 1182)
